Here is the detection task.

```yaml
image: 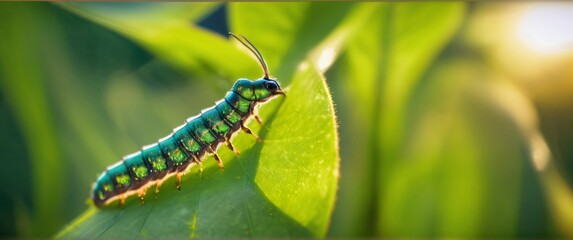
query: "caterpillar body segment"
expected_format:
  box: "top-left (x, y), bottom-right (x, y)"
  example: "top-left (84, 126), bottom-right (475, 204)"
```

top-left (90, 33), bottom-right (285, 208)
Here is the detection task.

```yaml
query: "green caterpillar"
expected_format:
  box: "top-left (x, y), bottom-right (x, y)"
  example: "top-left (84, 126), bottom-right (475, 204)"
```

top-left (91, 33), bottom-right (284, 208)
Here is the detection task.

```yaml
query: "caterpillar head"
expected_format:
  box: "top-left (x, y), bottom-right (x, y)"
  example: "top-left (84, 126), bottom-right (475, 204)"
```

top-left (232, 78), bottom-right (285, 102)
top-left (228, 33), bottom-right (285, 102)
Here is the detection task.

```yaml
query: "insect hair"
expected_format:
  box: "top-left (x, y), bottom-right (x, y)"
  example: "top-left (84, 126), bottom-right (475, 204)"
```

top-left (228, 32), bottom-right (270, 79)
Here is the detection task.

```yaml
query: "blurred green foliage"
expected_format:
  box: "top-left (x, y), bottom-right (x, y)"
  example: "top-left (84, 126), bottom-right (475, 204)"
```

top-left (1, 2), bottom-right (573, 238)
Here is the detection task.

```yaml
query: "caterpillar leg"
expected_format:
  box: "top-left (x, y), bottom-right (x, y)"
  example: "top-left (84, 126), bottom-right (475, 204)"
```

top-left (254, 114), bottom-right (263, 125)
top-left (226, 138), bottom-right (240, 156)
top-left (155, 180), bottom-right (164, 199)
top-left (250, 102), bottom-right (264, 125)
top-left (241, 121), bottom-right (262, 142)
top-left (138, 188), bottom-right (148, 204)
top-left (213, 153), bottom-right (225, 169)
top-left (191, 155), bottom-right (203, 172)
top-left (176, 172), bottom-right (182, 191)
top-left (207, 146), bottom-right (225, 169)
top-left (118, 194), bottom-right (126, 208)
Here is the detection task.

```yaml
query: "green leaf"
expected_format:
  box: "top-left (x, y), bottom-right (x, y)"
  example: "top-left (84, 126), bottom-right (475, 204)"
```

top-left (53, 3), bottom-right (342, 237)
top-left (229, 2), bottom-right (357, 83)
top-left (229, 2), bottom-right (310, 75)
top-left (369, 4), bottom-right (466, 236)
top-left (57, 60), bottom-right (339, 238)
top-left (56, 3), bottom-right (260, 83)
top-left (0, 3), bottom-right (65, 236)
top-left (328, 2), bottom-right (466, 237)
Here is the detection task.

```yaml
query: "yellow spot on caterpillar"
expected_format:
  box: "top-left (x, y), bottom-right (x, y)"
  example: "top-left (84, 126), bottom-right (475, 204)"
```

top-left (116, 174), bottom-right (131, 186)
top-left (134, 166), bottom-right (148, 179)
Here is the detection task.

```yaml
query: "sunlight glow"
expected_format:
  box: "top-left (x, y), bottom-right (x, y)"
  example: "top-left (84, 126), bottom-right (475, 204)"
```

top-left (317, 47), bottom-right (336, 72)
top-left (530, 131), bottom-right (550, 171)
top-left (484, 80), bottom-right (550, 171)
top-left (516, 3), bottom-right (573, 54)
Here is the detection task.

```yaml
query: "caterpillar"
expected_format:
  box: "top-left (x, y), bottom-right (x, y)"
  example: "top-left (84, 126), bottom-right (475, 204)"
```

top-left (91, 33), bottom-right (285, 208)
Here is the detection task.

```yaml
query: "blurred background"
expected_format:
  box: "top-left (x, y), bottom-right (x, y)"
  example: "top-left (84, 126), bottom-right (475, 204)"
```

top-left (1, 2), bottom-right (572, 238)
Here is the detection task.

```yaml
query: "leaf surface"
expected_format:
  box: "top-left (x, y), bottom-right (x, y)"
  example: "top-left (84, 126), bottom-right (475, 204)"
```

top-left (328, 2), bottom-right (466, 236)
top-left (53, 3), bottom-right (342, 237)
top-left (57, 60), bottom-right (338, 238)
top-left (56, 2), bottom-right (258, 82)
